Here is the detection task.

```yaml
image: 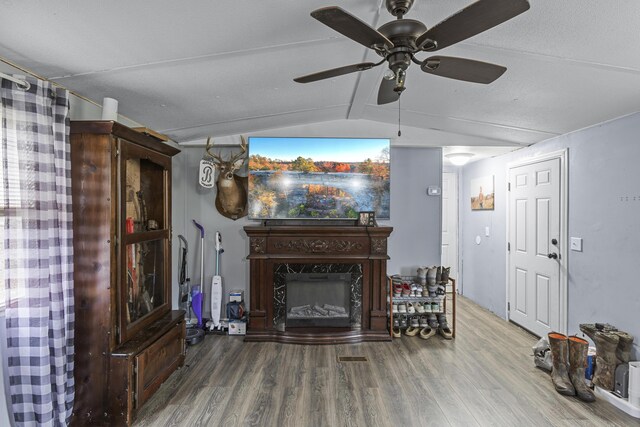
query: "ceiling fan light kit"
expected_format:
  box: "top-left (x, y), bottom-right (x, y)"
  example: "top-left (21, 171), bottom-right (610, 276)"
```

top-left (294, 0), bottom-right (530, 104)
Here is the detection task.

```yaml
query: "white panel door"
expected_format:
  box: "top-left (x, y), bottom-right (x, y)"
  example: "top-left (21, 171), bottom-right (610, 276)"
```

top-left (508, 158), bottom-right (561, 337)
top-left (442, 172), bottom-right (458, 291)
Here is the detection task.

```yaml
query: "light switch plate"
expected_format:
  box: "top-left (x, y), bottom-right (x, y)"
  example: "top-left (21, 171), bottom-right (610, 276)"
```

top-left (570, 237), bottom-right (583, 252)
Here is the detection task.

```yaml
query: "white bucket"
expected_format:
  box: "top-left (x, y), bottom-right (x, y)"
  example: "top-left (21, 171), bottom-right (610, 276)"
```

top-left (629, 361), bottom-right (640, 408)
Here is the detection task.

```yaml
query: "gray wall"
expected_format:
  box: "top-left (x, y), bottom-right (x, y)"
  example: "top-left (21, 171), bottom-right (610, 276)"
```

top-left (460, 112), bottom-right (640, 358)
top-left (171, 145), bottom-right (443, 315)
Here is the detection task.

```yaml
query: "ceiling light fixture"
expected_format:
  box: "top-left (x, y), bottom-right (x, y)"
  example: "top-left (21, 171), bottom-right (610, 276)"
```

top-left (445, 152), bottom-right (474, 166)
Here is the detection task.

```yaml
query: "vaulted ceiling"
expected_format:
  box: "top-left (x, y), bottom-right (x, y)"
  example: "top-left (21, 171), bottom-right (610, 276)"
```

top-left (1, 0), bottom-right (640, 148)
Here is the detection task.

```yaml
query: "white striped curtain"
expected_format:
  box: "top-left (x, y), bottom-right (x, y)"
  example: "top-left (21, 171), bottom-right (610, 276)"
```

top-left (1, 77), bottom-right (75, 426)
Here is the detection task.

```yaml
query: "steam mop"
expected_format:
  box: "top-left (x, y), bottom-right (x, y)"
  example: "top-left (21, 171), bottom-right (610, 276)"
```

top-left (187, 220), bottom-right (205, 345)
top-left (210, 231), bottom-right (224, 330)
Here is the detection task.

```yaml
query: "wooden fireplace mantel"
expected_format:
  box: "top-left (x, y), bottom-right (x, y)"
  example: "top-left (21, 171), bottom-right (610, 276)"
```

top-left (243, 224), bottom-right (393, 344)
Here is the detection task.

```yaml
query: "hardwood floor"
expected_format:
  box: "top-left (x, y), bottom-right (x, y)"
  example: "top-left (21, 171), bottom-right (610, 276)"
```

top-left (134, 296), bottom-right (638, 426)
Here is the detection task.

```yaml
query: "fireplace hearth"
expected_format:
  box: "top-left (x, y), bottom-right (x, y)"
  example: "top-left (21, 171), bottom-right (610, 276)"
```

top-left (244, 225), bottom-right (393, 344)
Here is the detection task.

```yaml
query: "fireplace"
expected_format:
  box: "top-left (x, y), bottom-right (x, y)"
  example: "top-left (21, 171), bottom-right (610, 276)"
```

top-left (286, 273), bottom-right (351, 328)
top-left (244, 224), bottom-right (393, 344)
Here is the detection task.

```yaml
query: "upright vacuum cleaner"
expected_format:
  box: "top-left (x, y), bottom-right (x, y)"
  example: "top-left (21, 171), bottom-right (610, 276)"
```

top-left (210, 231), bottom-right (224, 331)
top-left (186, 220), bottom-right (205, 345)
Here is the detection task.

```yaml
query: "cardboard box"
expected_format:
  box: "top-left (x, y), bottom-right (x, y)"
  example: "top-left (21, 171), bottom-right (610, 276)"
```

top-left (229, 290), bottom-right (244, 302)
top-left (228, 320), bottom-right (246, 335)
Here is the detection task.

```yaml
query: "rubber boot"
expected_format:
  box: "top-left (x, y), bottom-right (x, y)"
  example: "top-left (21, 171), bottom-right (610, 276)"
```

top-left (612, 330), bottom-right (634, 363)
top-left (592, 331), bottom-right (619, 391)
top-left (426, 266), bottom-right (437, 286)
top-left (548, 332), bottom-right (575, 396)
top-left (441, 267), bottom-right (450, 284)
top-left (568, 336), bottom-right (596, 402)
top-left (417, 266), bottom-right (427, 286)
top-left (580, 322), bottom-right (634, 364)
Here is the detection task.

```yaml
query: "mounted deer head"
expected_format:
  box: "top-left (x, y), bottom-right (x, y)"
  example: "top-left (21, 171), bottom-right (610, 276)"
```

top-left (205, 136), bottom-right (248, 220)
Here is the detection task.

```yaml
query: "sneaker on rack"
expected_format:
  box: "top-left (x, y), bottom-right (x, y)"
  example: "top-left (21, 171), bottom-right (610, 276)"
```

top-left (431, 301), bottom-right (440, 313)
top-left (400, 315), bottom-right (408, 328)
top-left (398, 303), bottom-right (407, 314)
top-left (423, 302), bottom-right (432, 313)
top-left (402, 283), bottom-right (411, 296)
top-left (410, 316), bottom-right (420, 328)
top-left (406, 303), bottom-right (415, 314)
top-left (437, 313), bottom-right (453, 339)
top-left (393, 283), bottom-right (403, 297)
top-left (415, 302), bottom-right (425, 314)
top-left (427, 313), bottom-right (438, 329)
top-left (419, 315), bottom-right (429, 328)
top-left (392, 304), bottom-right (398, 313)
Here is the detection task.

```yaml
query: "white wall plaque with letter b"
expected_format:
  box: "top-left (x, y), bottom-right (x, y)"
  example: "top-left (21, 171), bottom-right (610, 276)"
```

top-left (199, 159), bottom-right (215, 188)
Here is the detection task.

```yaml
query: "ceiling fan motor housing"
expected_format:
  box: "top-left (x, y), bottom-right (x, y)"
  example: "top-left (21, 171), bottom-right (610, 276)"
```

top-left (386, 0), bottom-right (415, 17)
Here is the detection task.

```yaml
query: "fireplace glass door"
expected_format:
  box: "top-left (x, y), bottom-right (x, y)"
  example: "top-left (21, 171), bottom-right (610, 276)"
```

top-left (286, 273), bottom-right (351, 327)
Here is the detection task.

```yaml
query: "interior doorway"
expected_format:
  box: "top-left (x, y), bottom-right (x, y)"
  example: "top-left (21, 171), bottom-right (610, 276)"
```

top-left (507, 151), bottom-right (568, 336)
top-left (442, 172), bottom-right (459, 293)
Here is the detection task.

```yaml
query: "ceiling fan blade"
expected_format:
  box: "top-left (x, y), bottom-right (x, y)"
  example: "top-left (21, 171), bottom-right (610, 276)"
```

top-left (421, 56), bottom-right (506, 84)
top-left (294, 62), bottom-right (376, 83)
top-left (416, 0), bottom-right (530, 51)
top-left (377, 78), bottom-right (400, 105)
top-left (311, 6), bottom-right (394, 50)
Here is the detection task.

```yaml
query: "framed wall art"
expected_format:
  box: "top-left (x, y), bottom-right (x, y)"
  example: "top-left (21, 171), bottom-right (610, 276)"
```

top-left (470, 175), bottom-right (494, 210)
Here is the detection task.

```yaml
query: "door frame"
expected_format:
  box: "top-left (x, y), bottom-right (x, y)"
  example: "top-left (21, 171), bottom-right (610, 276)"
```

top-left (442, 171), bottom-right (461, 294)
top-left (505, 149), bottom-right (568, 335)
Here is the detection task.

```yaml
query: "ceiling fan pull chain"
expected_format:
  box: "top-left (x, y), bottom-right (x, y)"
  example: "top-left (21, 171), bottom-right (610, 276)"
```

top-left (397, 96), bottom-right (402, 137)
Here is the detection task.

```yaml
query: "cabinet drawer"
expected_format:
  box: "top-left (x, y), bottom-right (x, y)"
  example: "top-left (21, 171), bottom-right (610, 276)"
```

top-left (135, 322), bottom-right (185, 408)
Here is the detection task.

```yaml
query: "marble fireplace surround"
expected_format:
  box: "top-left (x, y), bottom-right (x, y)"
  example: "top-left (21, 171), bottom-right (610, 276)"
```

top-left (244, 224), bottom-right (393, 344)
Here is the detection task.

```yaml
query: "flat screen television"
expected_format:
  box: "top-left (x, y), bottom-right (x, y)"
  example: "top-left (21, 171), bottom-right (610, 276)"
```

top-left (248, 137), bottom-right (390, 220)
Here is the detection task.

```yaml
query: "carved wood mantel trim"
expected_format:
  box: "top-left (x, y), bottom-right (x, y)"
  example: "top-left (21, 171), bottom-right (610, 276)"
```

top-left (243, 225), bottom-right (393, 344)
top-left (273, 238), bottom-right (363, 253)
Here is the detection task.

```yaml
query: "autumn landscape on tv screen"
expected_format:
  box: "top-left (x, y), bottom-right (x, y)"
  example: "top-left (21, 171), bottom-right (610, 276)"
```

top-left (248, 138), bottom-right (390, 219)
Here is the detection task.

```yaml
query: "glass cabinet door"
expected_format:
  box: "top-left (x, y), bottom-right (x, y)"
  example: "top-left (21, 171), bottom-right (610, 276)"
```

top-left (124, 156), bottom-right (166, 232)
top-left (119, 139), bottom-right (172, 342)
top-left (125, 240), bottom-right (165, 323)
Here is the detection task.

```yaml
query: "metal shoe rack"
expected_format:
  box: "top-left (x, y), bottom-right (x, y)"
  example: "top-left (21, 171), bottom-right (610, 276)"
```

top-left (387, 275), bottom-right (457, 338)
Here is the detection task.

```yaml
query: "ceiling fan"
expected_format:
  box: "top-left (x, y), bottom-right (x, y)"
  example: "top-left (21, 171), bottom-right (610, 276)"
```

top-left (293, 0), bottom-right (530, 105)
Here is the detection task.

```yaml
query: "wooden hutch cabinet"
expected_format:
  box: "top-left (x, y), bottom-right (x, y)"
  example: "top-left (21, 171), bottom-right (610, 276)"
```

top-left (70, 121), bottom-right (185, 426)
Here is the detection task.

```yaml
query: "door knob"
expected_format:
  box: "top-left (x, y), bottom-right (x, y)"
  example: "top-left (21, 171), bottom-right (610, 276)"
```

top-left (547, 252), bottom-right (558, 259)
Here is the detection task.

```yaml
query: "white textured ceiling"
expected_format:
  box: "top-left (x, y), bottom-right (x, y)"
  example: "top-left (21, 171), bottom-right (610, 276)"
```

top-left (1, 0), bottom-right (639, 148)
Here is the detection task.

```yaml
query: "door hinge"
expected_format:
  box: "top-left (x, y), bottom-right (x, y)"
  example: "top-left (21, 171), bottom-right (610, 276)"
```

top-left (508, 302), bottom-right (511, 311)
top-left (508, 182), bottom-right (511, 191)
top-left (507, 242), bottom-right (511, 251)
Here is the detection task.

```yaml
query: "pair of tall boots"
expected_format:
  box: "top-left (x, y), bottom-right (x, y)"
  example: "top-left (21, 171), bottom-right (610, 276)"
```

top-left (548, 333), bottom-right (595, 402)
top-left (579, 323), bottom-right (634, 391)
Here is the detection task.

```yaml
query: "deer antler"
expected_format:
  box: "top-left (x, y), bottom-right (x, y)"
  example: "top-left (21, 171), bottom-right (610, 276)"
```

top-left (205, 137), bottom-right (224, 164)
top-left (227, 136), bottom-right (248, 165)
